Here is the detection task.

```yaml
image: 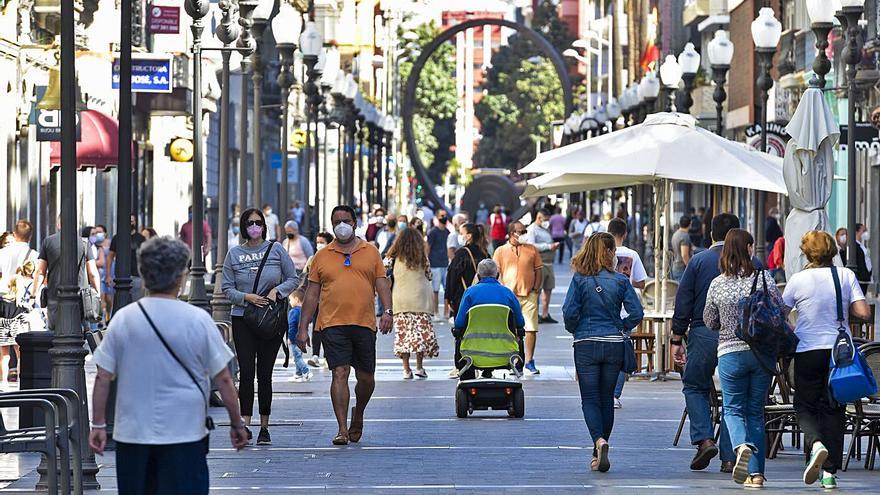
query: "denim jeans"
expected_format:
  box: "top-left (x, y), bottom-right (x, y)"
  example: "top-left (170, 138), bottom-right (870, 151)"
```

top-left (718, 350), bottom-right (772, 475)
top-left (614, 372), bottom-right (626, 398)
top-left (287, 326), bottom-right (310, 375)
top-left (574, 340), bottom-right (623, 445)
top-left (682, 326), bottom-right (734, 461)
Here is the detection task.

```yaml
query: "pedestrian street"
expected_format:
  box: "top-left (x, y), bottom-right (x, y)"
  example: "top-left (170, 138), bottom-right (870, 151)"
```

top-left (1, 265), bottom-right (877, 494)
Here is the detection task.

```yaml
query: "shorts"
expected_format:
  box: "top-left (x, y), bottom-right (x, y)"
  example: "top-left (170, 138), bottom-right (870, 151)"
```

top-left (320, 325), bottom-right (377, 373)
top-left (518, 293), bottom-right (539, 333)
top-left (430, 267), bottom-right (447, 293)
top-left (540, 265), bottom-right (556, 291)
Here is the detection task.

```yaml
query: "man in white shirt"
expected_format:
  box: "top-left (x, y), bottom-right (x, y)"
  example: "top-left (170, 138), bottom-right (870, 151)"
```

top-left (447, 213), bottom-right (468, 261)
top-left (608, 218), bottom-right (647, 408)
top-left (0, 219), bottom-right (37, 306)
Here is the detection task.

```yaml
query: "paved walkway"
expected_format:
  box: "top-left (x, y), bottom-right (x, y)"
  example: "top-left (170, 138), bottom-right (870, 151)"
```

top-left (2, 264), bottom-right (879, 493)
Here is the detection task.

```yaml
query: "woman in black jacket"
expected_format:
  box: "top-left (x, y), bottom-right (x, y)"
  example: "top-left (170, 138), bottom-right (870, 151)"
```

top-left (444, 223), bottom-right (489, 318)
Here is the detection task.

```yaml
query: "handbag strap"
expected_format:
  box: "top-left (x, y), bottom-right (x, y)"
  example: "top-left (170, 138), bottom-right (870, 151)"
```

top-left (137, 301), bottom-right (210, 418)
top-left (830, 266), bottom-right (845, 328)
top-left (251, 242), bottom-right (275, 294)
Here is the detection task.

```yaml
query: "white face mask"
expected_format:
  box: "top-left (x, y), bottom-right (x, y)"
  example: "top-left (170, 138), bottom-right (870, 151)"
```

top-left (839, 234), bottom-right (847, 245)
top-left (333, 222), bottom-right (354, 242)
top-left (862, 232), bottom-right (870, 242)
top-left (264, 209), bottom-right (272, 216)
top-left (541, 221), bottom-right (550, 229)
top-left (316, 243), bottom-right (327, 250)
top-left (458, 234), bottom-right (466, 245)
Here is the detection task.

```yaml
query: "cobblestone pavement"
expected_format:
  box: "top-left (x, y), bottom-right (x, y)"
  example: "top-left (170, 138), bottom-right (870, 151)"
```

top-left (2, 265), bottom-right (879, 493)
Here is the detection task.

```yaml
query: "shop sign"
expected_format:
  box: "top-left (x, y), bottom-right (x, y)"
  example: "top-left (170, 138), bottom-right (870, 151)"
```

top-left (112, 56), bottom-right (173, 93)
top-left (35, 109), bottom-right (81, 142)
top-left (839, 123), bottom-right (880, 153)
top-left (148, 5), bottom-right (180, 34)
top-left (744, 122), bottom-right (790, 157)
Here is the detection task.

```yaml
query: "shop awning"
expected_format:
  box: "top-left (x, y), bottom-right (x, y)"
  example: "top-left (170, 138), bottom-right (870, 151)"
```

top-left (49, 109), bottom-right (125, 171)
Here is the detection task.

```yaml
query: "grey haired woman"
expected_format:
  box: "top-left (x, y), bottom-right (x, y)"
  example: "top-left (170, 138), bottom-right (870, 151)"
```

top-left (89, 237), bottom-right (247, 494)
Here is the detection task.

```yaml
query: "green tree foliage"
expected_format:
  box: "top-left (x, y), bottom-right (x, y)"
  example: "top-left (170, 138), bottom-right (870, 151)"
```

top-left (398, 21), bottom-right (457, 184)
top-left (475, 0), bottom-right (573, 170)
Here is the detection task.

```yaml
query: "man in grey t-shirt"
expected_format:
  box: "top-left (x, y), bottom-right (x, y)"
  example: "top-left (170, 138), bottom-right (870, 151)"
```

top-left (671, 215), bottom-right (693, 281)
top-left (35, 222), bottom-right (101, 330)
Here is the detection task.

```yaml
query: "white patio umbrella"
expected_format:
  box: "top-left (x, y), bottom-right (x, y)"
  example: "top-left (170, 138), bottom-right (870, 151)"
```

top-left (520, 112), bottom-right (786, 195)
top-left (783, 87), bottom-right (840, 279)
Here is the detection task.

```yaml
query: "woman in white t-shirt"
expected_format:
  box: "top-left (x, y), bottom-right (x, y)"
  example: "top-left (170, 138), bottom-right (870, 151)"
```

top-left (88, 237), bottom-right (248, 494)
top-left (782, 231), bottom-right (871, 489)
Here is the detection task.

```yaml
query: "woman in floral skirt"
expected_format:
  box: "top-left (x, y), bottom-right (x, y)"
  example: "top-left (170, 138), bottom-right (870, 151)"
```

top-left (385, 227), bottom-right (439, 379)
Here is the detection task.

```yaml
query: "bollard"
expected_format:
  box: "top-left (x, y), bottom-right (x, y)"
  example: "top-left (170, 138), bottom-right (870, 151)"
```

top-left (15, 331), bottom-right (54, 428)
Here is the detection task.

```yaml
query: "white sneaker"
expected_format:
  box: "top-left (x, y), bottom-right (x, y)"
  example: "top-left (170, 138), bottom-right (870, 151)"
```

top-left (448, 368), bottom-right (459, 379)
top-left (414, 368), bottom-right (428, 379)
top-left (307, 355), bottom-right (320, 368)
top-left (403, 370), bottom-right (414, 380)
top-left (613, 398), bottom-right (622, 409)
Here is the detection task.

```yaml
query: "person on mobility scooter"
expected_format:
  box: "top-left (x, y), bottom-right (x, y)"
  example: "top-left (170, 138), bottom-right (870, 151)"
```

top-left (452, 259), bottom-right (526, 418)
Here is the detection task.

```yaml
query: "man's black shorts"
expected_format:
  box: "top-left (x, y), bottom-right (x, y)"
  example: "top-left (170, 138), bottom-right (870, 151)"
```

top-left (320, 325), bottom-right (377, 373)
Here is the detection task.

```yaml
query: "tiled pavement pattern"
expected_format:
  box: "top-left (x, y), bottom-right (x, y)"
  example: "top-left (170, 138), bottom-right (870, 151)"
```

top-left (1, 265), bottom-right (878, 494)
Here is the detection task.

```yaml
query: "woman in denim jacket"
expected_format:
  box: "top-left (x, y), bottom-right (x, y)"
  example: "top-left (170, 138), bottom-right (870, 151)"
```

top-left (563, 233), bottom-right (643, 473)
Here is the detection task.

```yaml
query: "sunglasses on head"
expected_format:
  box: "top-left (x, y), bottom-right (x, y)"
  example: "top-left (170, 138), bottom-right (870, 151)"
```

top-left (513, 230), bottom-right (527, 235)
top-left (343, 253), bottom-right (351, 266)
top-left (246, 220), bottom-right (264, 227)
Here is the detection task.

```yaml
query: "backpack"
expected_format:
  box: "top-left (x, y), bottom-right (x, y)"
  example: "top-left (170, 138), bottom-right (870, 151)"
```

top-left (828, 267), bottom-right (878, 404)
top-left (735, 269), bottom-right (799, 360)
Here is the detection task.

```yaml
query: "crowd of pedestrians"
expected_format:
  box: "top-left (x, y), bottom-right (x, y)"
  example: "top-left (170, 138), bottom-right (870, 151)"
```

top-left (1, 196), bottom-right (873, 493)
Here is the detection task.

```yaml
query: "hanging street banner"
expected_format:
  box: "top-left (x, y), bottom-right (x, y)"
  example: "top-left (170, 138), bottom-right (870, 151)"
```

top-left (111, 55), bottom-right (173, 93)
top-left (745, 122), bottom-right (790, 157)
top-left (148, 5), bottom-right (180, 34)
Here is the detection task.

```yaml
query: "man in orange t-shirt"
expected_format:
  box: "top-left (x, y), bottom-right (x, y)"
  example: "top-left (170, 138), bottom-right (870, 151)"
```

top-left (493, 221), bottom-right (543, 374)
top-left (297, 205), bottom-right (393, 446)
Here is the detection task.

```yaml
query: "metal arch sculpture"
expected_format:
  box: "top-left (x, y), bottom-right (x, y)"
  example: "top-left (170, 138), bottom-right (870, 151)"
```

top-left (402, 18), bottom-right (575, 212)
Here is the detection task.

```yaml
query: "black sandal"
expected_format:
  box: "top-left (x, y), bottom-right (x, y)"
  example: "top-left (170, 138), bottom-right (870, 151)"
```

top-left (332, 433), bottom-right (349, 445)
top-left (348, 407), bottom-right (363, 443)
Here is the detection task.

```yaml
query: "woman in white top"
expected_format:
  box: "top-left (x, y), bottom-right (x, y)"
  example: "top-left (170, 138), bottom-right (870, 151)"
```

top-left (385, 227), bottom-right (439, 379)
top-left (782, 231), bottom-right (871, 489)
top-left (89, 237), bottom-right (248, 494)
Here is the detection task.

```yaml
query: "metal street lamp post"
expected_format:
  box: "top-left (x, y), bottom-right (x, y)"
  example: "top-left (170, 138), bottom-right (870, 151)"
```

top-left (211, 0), bottom-right (243, 323)
top-left (807, 0), bottom-right (835, 89)
top-left (354, 92), bottom-right (367, 208)
top-left (342, 76), bottom-right (358, 204)
top-left (708, 30), bottom-right (734, 136)
top-left (319, 48), bottom-right (340, 223)
top-left (236, 0), bottom-right (258, 210)
top-left (53, 0), bottom-right (100, 488)
top-left (273, 2), bottom-right (303, 226)
top-left (838, 0), bottom-right (867, 273)
top-left (184, 0), bottom-right (212, 311)
top-left (677, 43), bottom-right (700, 115)
top-left (250, 0), bottom-right (273, 208)
top-left (752, 7), bottom-right (782, 261)
top-left (639, 72), bottom-right (660, 122)
top-left (300, 20), bottom-right (323, 236)
top-left (659, 55), bottom-right (682, 113)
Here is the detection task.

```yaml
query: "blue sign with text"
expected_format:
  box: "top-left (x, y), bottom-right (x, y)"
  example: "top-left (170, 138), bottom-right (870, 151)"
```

top-left (112, 57), bottom-right (173, 93)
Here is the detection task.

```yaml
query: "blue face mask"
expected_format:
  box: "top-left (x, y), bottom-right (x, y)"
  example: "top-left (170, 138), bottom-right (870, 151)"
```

top-left (188, 212), bottom-right (193, 221)
top-left (95, 233), bottom-right (105, 243)
top-left (398, 222), bottom-right (407, 230)
top-left (232, 226), bottom-right (240, 235)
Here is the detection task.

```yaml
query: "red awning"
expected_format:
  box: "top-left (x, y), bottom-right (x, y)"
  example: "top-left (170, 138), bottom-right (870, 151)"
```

top-left (49, 110), bottom-right (127, 171)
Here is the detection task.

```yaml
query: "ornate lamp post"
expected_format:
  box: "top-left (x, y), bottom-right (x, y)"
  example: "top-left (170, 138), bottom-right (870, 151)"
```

top-left (606, 98), bottom-right (621, 131)
top-left (330, 72), bottom-right (349, 204)
top-left (250, 0), bottom-right (273, 208)
top-left (807, 0), bottom-right (835, 89)
top-left (273, 2), bottom-right (302, 226)
top-left (354, 91), bottom-right (367, 208)
top-left (677, 43), bottom-right (701, 115)
top-left (382, 115), bottom-right (395, 203)
top-left (184, 0), bottom-right (212, 311)
top-left (837, 0), bottom-right (866, 273)
top-left (708, 30), bottom-right (734, 136)
top-left (343, 75), bottom-right (359, 204)
top-left (300, 20), bottom-right (323, 235)
top-left (659, 55), bottom-right (682, 113)
top-left (236, 0), bottom-right (258, 210)
top-left (751, 7), bottom-right (783, 261)
top-left (319, 47), bottom-right (340, 224)
top-left (211, 0), bottom-right (244, 323)
top-left (52, 0), bottom-right (100, 487)
top-left (639, 72), bottom-right (661, 121)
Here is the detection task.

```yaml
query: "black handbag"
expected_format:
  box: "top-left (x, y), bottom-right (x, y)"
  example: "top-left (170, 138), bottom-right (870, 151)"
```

top-left (242, 243), bottom-right (289, 340)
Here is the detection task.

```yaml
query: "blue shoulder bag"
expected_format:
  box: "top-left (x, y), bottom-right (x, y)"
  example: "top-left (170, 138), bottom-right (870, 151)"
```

top-left (828, 267), bottom-right (877, 405)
